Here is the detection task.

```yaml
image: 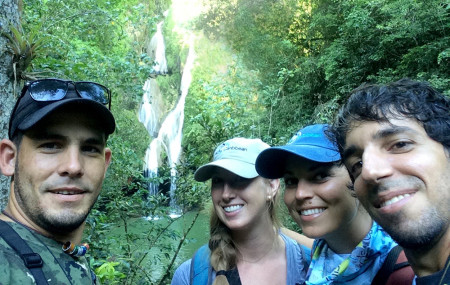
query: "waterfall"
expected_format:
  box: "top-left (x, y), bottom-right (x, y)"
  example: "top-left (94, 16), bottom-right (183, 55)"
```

top-left (143, 138), bottom-right (162, 195)
top-left (139, 20), bottom-right (168, 139)
top-left (139, 19), bottom-right (196, 211)
top-left (138, 79), bottom-right (164, 138)
top-left (160, 40), bottom-right (195, 208)
top-left (147, 21), bottom-right (168, 75)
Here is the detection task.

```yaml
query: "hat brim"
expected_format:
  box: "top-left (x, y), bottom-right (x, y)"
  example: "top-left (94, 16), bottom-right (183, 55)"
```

top-left (256, 145), bottom-right (341, 179)
top-left (17, 98), bottom-right (115, 136)
top-left (194, 159), bottom-right (258, 182)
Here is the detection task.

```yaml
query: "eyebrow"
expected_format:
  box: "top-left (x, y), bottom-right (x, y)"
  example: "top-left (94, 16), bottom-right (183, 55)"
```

top-left (28, 132), bottom-right (105, 145)
top-left (342, 125), bottom-right (418, 161)
top-left (372, 125), bottom-right (417, 140)
top-left (84, 137), bottom-right (106, 146)
top-left (27, 132), bottom-right (65, 141)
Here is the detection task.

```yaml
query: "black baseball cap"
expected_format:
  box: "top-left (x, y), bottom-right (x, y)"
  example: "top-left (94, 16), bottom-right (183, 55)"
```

top-left (9, 80), bottom-right (115, 139)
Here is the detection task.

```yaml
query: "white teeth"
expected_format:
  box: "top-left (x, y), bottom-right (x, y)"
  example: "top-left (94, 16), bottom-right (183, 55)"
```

top-left (300, 208), bottom-right (325, 216)
top-left (56, 191), bottom-right (75, 195)
top-left (380, 194), bottom-right (411, 207)
top-left (224, 205), bottom-right (243, 213)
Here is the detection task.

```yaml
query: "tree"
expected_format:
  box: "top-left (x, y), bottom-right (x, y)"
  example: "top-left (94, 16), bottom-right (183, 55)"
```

top-left (0, 0), bottom-right (21, 209)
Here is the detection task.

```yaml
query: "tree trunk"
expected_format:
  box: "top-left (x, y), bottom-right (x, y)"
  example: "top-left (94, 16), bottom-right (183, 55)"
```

top-left (0, 0), bottom-right (21, 210)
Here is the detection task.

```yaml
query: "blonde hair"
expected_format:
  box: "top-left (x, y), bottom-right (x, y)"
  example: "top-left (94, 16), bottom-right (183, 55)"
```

top-left (208, 178), bottom-right (280, 285)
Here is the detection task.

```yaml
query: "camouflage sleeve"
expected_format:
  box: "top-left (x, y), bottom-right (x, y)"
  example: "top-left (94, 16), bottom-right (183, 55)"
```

top-left (0, 244), bottom-right (36, 284)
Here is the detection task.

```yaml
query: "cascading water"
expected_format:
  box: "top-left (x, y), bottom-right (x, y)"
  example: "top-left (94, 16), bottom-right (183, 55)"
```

top-left (148, 21), bottom-right (168, 75)
top-left (143, 138), bottom-right (162, 195)
top-left (160, 39), bottom-right (195, 209)
top-left (138, 20), bottom-right (168, 196)
top-left (138, 79), bottom-right (164, 138)
top-left (138, 18), bottom-right (196, 214)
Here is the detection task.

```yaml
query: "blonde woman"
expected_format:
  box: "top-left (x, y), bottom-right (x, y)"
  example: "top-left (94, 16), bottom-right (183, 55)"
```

top-left (171, 138), bottom-right (311, 285)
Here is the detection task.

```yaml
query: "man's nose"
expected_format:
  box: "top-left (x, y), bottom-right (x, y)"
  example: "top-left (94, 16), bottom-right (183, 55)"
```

top-left (58, 147), bottom-right (84, 178)
top-left (361, 147), bottom-right (393, 183)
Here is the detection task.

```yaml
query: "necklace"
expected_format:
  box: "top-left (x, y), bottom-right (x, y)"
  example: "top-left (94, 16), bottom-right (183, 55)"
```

top-left (62, 241), bottom-right (89, 257)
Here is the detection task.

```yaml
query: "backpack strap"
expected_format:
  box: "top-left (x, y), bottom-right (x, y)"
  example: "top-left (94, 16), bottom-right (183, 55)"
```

top-left (190, 244), bottom-right (211, 285)
top-left (372, 245), bottom-right (414, 285)
top-left (0, 220), bottom-right (49, 285)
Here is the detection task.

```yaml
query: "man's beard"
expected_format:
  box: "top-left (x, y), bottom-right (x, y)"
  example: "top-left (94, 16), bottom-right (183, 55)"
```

top-left (14, 164), bottom-right (94, 235)
top-left (378, 207), bottom-right (447, 251)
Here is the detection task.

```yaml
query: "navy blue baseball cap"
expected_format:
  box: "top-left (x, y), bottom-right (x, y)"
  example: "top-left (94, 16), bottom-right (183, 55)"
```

top-left (255, 124), bottom-right (341, 179)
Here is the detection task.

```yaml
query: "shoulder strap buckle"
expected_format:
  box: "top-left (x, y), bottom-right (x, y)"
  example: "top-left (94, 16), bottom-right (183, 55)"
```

top-left (22, 253), bottom-right (44, 268)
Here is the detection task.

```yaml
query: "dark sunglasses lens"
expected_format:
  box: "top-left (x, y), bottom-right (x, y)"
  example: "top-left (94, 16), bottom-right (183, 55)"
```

top-left (75, 82), bottom-right (109, 105)
top-left (30, 80), bottom-right (67, 101)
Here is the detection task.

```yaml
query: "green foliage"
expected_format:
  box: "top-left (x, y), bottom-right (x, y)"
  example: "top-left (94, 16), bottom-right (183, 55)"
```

top-left (93, 261), bottom-right (126, 283)
top-left (173, 159), bottom-right (210, 211)
top-left (184, 60), bottom-right (268, 167)
top-left (1, 24), bottom-right (45, 80)
top-left (103, 109), bottom-right (149, 194)
top-left (19, 0), bottom-right (204, 283)
top-left (198, 0), bottom-right (449, 142)
top-left (21, 0), bottom-right (162, 195)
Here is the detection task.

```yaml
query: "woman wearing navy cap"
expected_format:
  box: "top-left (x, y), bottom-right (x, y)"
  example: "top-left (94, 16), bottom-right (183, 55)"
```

top-left (255, 124), bottom-right (414, 285)
top-left (171, 137), bottom-right (311, 285)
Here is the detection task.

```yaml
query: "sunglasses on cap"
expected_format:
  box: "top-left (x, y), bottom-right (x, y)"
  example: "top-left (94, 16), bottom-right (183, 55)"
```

top-left (21, 78), bottom-right (111, 109)
top-left (8, 78), bottom-right (114, 138)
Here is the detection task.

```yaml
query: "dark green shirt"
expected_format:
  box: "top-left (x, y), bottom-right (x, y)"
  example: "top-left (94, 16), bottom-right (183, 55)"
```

top-left (0, 221), bottom-right (96, 284)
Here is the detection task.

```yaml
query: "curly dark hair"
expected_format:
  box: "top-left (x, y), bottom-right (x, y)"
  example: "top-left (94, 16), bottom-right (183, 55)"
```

top-left (330, 78), bottom-right (450, 156)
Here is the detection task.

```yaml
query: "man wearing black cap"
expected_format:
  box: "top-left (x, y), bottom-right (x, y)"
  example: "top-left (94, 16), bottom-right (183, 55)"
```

top-left (0, 79), bottom-right (115, 284)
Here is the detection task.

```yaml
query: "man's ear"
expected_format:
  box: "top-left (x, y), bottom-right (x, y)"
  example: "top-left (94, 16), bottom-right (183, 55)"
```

top-left (103, 147), bottom-right (112, 177)
top-left (0, 139), bottom-right (17, 176)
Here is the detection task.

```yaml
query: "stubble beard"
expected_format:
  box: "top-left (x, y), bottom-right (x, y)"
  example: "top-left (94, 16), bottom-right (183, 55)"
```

top-left (376, 206), bottom-right (447, 251)
top-left (365, 175), bottom-right (449, 250)
top-left (14, 163), bottom-right (95, 235)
